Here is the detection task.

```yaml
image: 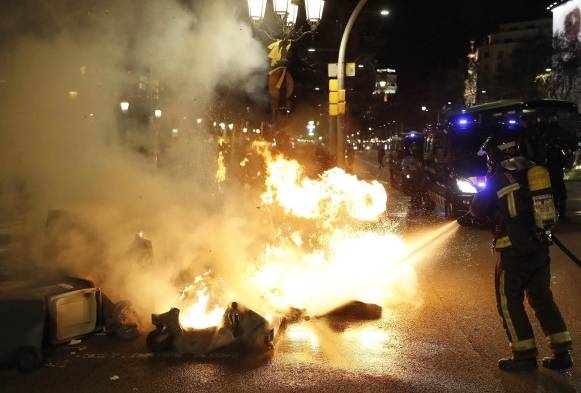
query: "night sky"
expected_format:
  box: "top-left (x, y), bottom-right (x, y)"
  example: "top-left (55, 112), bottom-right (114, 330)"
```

top-left (0, 0), bottom-right (555, 127)
top-left (376, 0), bottom-right (551, 124)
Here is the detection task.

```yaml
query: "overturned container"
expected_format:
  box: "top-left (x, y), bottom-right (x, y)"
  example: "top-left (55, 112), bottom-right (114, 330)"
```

top-left (0, 277), bottom-right (101, 372)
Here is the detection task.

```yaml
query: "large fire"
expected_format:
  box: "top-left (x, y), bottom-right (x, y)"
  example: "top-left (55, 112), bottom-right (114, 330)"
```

top-left (178, 143), bottom-right (415, 328)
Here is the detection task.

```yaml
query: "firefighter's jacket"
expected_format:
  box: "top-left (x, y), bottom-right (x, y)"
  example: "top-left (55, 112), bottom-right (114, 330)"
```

top-left (469, 157), bottom-right (547, 261)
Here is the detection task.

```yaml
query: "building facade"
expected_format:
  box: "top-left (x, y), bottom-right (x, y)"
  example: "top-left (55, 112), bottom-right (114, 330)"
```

top-left (477, 18), bottom-right (552, 103)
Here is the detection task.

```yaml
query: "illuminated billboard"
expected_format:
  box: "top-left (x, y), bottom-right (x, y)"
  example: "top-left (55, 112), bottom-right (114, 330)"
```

top-left (553, 0), bottom-right (581, 38)
top-left (552, 0), bottom-right (581, 106)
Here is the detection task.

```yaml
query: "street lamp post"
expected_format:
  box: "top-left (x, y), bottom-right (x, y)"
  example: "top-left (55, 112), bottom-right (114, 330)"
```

top-left (336, 0), bottom-right (368, 167)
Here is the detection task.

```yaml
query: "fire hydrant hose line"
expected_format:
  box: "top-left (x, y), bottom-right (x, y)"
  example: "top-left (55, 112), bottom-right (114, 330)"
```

top-left (552, 234), bottom-right (581, 268)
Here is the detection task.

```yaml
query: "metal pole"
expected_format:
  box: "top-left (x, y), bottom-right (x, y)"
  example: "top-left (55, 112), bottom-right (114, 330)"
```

top-left (337, 0), bottom-right (368, 168)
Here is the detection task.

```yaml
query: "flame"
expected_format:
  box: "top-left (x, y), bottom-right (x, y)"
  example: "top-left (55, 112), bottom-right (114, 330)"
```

top-left (252, 230), bottom-right (412, 315)
top-left (179, 272), bottom-right (224, 329)
top-left (177, 143), bottom-right (416, 328)
top-left (216, 151), bottom-right (226, 183)
top-left (250, 143), bottom-right (413, 315)
top-left (259, 144), bottom-right (387, 224)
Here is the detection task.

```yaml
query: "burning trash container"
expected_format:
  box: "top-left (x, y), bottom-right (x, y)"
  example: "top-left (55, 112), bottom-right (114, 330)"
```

top-left (0, 277), bottom-right (101, 372)
top-left (147, 302), bottom-right (285, 356)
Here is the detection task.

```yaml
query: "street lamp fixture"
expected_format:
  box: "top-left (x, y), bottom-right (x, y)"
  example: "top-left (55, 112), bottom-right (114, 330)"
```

top-left (154, 109), bottom-right (162, 118)
top-left (120, 102), bottom-right (130, 112)
top-left (307, 48), bottom-right (316, 52)
top-left (421, 106), bottom-right (428, 112)
top-left (379, 80), bottom-right (387, 88)
top-left (545, 68), bottom-right (552, 72)
top-left (273, 0), bottom-right (290, 18)
top-left (305, 0), bottom-right (325, 30)
top-left (228, 123), bottom-right (234, 131)
top-left (196, 118), bottom-right (203, 124)
top-left (287, 4), bottom-right (299, 27)
top-left (247, 0), bottom-right (268, 23)
top-left (380, 9), bottom-right (390, 16)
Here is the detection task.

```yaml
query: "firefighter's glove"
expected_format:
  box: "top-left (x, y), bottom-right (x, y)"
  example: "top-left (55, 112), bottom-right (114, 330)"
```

top-left (457, 213), bottom-right (472, 227)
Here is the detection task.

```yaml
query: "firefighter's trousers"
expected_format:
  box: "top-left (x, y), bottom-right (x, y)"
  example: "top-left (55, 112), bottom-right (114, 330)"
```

top-left (495, 251), bottom-right (572, 357)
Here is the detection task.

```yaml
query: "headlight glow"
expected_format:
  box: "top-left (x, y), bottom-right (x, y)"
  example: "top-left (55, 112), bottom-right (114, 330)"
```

top-left (456, 179), bottom-right (477, 194)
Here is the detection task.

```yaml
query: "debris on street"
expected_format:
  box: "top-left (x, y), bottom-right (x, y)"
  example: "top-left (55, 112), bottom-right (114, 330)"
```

top-left (147, 302), bottom-right (285, 356)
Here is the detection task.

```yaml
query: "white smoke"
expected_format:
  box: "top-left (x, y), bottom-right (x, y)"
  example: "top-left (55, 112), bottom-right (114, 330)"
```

top-left (0, 0), bottom-right (269, 315)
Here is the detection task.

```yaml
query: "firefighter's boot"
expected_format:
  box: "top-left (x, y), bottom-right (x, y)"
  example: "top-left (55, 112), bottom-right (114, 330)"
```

top-left (542, 351), bottom-right (573, 371)
top-left (498, 351), bottom-right (538, 371)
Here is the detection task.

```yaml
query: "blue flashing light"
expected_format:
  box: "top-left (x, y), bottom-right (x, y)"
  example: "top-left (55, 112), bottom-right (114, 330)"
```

top-left (454, 115), bottom-right (472, 129)
top-left (506, 117), bottom-right (519, 130)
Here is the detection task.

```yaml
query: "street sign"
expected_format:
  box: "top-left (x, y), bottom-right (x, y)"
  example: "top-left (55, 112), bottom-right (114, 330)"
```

top-left (328, 63), bottom-right (338, 78)
top-left (346, 63), bottom-right (356, 77)
top-left (329, 63), bottom-right (356, 77)
top-left (329, 91), bottom-right (339, 104)
top-left (329, 79), bottom-right (338, 92)
top-left (329, 103), bottom-right (338, 116)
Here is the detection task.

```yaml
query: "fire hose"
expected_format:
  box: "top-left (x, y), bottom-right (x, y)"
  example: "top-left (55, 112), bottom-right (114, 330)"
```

top-left (552, 234), bottom-right (581, 268)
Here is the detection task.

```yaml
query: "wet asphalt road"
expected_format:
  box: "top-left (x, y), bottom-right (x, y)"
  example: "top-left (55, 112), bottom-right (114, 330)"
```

top-left (1, 151), bottom-right (580, 393)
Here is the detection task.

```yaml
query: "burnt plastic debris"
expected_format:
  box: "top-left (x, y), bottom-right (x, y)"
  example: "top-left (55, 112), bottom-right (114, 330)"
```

top-left (320, 301), bottom-right (382, 321)
top-left (147, 302), bottom-right (285, 356)
top-left (103, 299), bottom-right (141, 341)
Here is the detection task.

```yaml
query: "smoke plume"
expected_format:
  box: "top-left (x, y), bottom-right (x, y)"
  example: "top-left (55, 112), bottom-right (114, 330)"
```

top-left (0, 0), bottom-right (269, 315)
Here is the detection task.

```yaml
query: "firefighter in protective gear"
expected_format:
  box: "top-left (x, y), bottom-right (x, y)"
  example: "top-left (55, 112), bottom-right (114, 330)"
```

top-left (462, 136), bottom-right (573, 372)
